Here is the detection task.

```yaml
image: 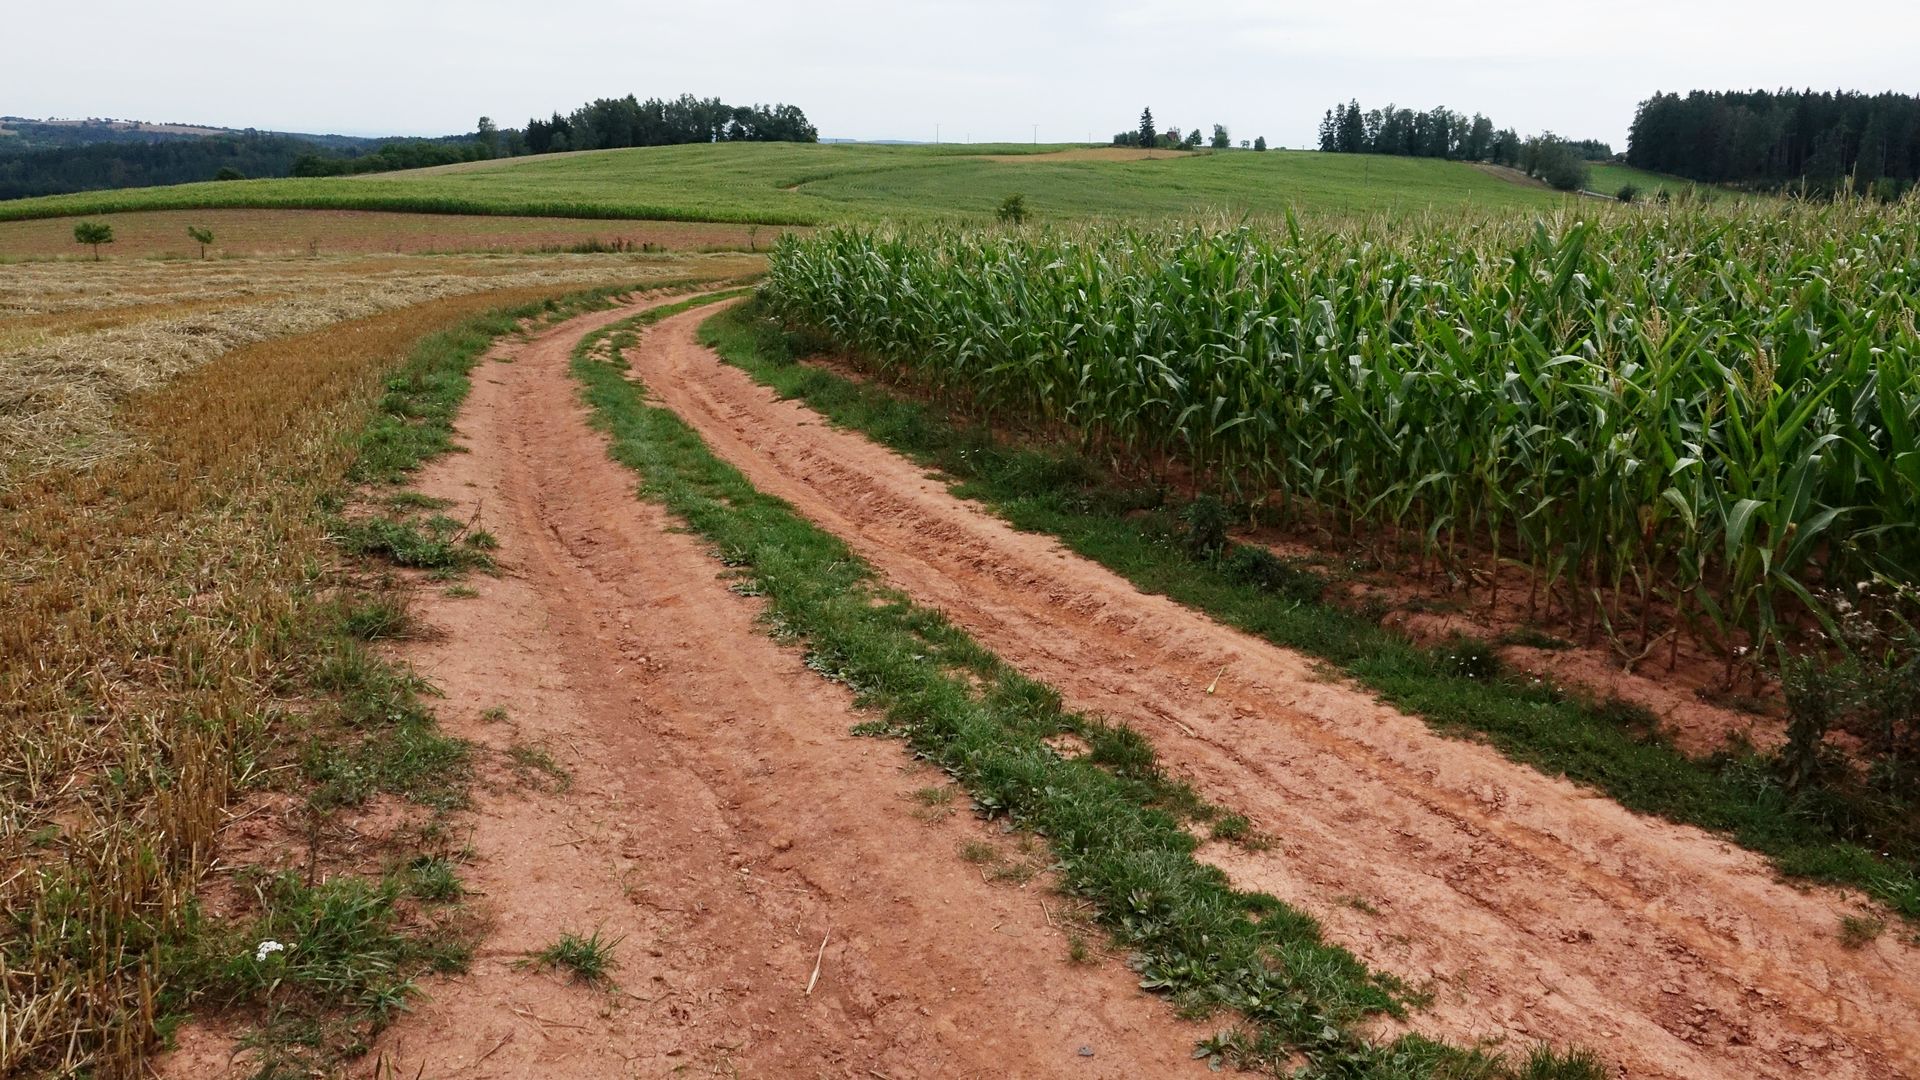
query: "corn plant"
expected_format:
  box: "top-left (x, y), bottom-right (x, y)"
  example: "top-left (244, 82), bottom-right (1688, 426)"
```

top-left (762, 200), bottom-right (1920, 680)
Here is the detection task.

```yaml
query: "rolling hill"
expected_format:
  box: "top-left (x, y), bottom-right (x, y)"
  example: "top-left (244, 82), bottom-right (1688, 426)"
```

top-left (0, 142), bottom-right (1610, 227)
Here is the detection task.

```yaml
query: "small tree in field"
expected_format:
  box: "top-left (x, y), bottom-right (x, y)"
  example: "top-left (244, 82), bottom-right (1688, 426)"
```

top-left (1184, 128), bottom-right (1203, 149)
top-left (1137, 107), bottom-right (1156, 150)
top-left (997, 193), bottom-right (1028, 225)
top-left (74, 222), bottom-right (114, 260)
top-left (1210, 124), bottom-right (1230, 149)
top-left (186, 226), bottom-right (214, 259)
top-left (1254, 136), bottom-right (1267, 151)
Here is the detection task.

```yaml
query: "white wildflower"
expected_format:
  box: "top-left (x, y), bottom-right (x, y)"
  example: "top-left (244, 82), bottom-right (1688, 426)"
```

top-left (255, 940), bottom-right (289, 963)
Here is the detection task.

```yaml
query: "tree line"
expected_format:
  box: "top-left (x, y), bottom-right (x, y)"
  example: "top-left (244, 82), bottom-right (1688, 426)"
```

top-left (519, 94), bottom-right (817, 154)
top-left (1111, 108), bottom-right (1267, 151)
top-left (1628, 89), bottom-right (1920, 197)
top-left (1315, 100), bottom-right (1612, 191)
top-left (289, 137), bottom-right (494, 177)
top-left (292, 94), bottom-right (819, 177)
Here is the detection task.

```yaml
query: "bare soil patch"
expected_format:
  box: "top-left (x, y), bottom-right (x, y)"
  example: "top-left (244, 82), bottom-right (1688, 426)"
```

top-left (0, 208), bottom-right (783, 259)
top-left (1241, 527), bottom-right (1780, 756)
top-left (1472, 163), bottom-right (1551, 189)
top-left (623, 306), bottom-right (1920, 1080)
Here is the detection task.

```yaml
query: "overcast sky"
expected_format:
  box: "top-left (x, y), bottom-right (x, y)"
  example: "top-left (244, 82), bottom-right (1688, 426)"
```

top-left (10, 1), bottom-right (1917, 149)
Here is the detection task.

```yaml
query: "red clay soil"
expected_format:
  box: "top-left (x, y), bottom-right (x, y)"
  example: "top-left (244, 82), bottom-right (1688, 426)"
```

top-left (1340, 562), bottom-right (1776, 757)
top-left (801, 354), bottom-right (1776, 760)
top-left (217, 297), bottom-right (1202, 1079)
top-left (0, 209), bottom-right (773, 259)
top-left (623, 303), bottom-right (1920, 1080)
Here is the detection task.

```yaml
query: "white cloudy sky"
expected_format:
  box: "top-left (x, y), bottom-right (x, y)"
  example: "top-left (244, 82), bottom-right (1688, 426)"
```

top-left (9, 1), bottom-right (1917, 148)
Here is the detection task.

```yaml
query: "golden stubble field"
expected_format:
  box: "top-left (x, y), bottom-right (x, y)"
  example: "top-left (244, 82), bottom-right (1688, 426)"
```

top-left (0, 250), bottom-right (762, 470)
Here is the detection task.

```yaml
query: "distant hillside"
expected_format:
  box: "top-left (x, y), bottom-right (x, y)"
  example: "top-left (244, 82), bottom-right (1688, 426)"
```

top-left (0, 116), bottom-right (382, 154)
top-left (0, 117), bottom-right (487, 199)
top-left (0, 133), bottom-right (377, 200)
top-left (0, 140), bottom-right (1610, 226)
top-left (0, 95), bottom-right (819, 200)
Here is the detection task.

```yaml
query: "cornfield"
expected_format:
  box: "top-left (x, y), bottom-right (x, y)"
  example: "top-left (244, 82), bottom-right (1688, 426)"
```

top-left (762, 202), bottom-right (1920, 677)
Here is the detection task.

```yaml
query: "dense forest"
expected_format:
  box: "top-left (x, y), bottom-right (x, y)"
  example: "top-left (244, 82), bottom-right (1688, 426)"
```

top-left (1314, 100), bottom-right (1611, 191)
top-left (517, 95), bottom-right (817, 154)
top-left (0, 117), bottom-right (374, 152)
top-left (288, 137), bottom-right (493, 177)
top-left (1627, 89), bottom-right (1920, 196)
top-left (0, 133), bottom-right (358, 199)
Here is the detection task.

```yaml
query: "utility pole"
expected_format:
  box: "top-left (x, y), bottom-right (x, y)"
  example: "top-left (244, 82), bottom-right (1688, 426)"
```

top-left (1032, 123), bottom-right (1038, 145)
top-left (935, 123), bottom-right (941, 144)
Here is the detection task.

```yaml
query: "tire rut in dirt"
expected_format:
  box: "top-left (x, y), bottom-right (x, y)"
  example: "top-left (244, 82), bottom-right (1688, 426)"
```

top-left (619, 302), bottom-right (1920, 1080)
top-left (349, 298), bottom-right (1206, 1079)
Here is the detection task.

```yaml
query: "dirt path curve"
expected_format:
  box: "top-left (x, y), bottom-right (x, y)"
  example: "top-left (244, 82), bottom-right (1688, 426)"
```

top-left (361, 296), bottom-right (1207, 1078)
top-left (627, 303), bottom-right (1920, 1080)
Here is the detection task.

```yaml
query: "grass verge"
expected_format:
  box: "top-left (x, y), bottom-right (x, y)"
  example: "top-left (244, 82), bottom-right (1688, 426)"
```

top-left (696, 301), bottom-right (1920, 921)
top-left (571, 298), bottom-right (1602, 1077)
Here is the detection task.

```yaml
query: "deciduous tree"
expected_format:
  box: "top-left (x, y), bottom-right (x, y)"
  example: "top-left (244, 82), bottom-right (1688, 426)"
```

top-left (74, 221), bottom-right (113, 260)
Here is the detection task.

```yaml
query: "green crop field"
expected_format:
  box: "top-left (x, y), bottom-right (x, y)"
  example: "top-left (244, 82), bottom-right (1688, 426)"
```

top-left (762, 204), bottom-right (1920, 699)
top-left (0, 142), bottom-right (1620, 228)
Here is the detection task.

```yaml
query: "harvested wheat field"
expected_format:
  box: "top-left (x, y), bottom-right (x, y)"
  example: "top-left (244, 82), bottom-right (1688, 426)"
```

top-left (0, 252), bottom-right (757, 469)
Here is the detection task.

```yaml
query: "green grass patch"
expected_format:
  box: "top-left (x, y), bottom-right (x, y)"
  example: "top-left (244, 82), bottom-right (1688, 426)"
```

top-left (697, 301), bottom-right (1920, 921)
top-left (163, 871), bottom-right (468, 1078)
top-left (505, 742), bottom-right (573, 794)
top-left (334, 512), bottom-right (496, 573)
top-left (570, 298), bottom-right (1600, 1077)
top-left (1588, 163), bottom-right (1722, 202)
top-left (526, 930), bottom-right (622, 986)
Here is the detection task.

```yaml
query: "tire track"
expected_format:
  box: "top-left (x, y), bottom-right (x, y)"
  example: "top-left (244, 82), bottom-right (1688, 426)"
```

top-left (343, 296), bottom-right (1207, 1079)
top-left (623, 301), bottom-right (1920, 1080)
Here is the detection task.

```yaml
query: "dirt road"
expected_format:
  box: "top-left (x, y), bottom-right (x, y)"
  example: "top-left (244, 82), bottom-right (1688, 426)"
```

top-left (347, 297), bottom-right (1204, 1079)
top-left (617, 302), bottom-right (1920, 1080)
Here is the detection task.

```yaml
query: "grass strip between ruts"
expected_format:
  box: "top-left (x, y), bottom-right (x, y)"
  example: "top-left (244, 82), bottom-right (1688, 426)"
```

top-left (570, 296), bottom-right (1604, 1078)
